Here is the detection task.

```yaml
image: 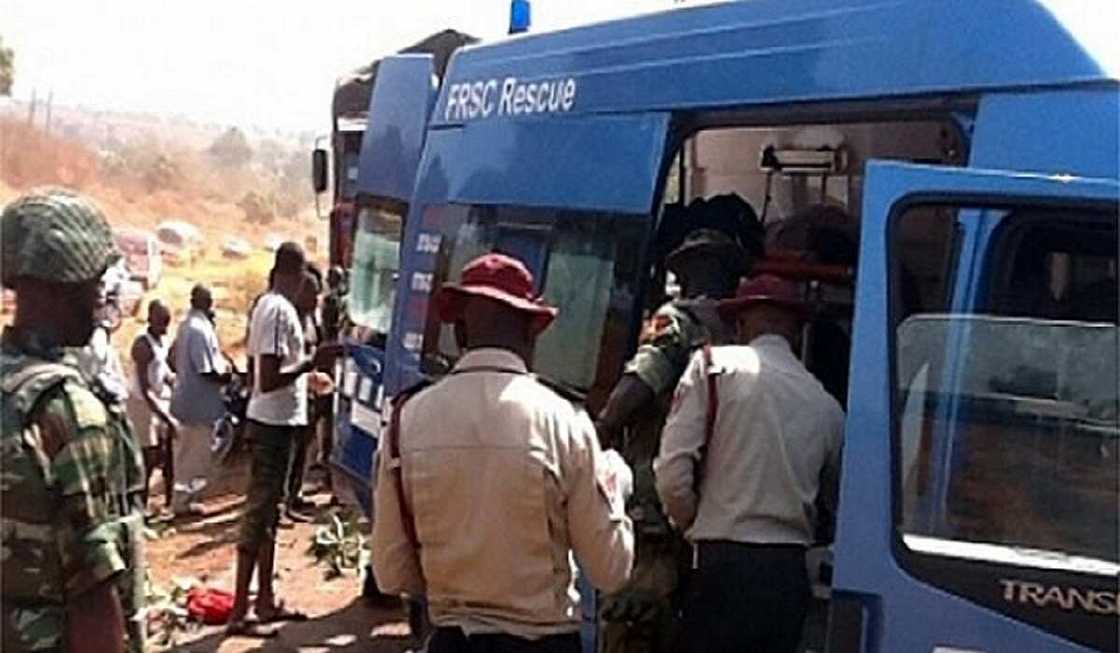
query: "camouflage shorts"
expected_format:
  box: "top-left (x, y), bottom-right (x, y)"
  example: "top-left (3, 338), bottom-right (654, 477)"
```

top-left (238, 421), bottom-right (296, 553)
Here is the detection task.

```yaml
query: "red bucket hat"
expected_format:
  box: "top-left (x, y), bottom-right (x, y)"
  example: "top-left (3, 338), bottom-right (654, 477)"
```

top-left (718, 274), bottom-right (811, 320)
top-left (435, 253), bottom-right (558, 334)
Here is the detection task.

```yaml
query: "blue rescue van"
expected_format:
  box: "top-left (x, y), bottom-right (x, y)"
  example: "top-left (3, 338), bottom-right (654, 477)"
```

top-left (358, 1), bottom-right (1118, 650)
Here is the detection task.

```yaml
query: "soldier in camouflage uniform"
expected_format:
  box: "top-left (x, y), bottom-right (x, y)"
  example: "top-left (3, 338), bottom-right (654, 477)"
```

top-left (1, 188), bottom-right (146, 653)
top-left (595, 198), bottom-right (763, 653)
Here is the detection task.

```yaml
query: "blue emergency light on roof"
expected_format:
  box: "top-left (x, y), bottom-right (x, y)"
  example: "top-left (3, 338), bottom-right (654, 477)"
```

top-left (510, 0), bottom-right (531, 35)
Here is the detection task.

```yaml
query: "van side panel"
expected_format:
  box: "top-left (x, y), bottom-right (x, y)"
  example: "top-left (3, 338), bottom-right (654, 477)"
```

top-left (415, 114), bottom-right (669, 213)
top-left (433, 0), bottom-right (1115, 126)
top-left (970, 89), bottom-right (1120, 180)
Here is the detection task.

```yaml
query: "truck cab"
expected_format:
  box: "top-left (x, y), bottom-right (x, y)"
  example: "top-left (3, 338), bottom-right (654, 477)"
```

top-left (381, 1), bottom-right (1118, 651)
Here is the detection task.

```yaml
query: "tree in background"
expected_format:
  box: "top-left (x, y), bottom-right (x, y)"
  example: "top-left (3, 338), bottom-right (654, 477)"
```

top-left (208, 126), bottom-right (253, 168)
top-left (0, 35), bottom-right (13, 96)
top-left (239, 190), bottom-right (276, 224)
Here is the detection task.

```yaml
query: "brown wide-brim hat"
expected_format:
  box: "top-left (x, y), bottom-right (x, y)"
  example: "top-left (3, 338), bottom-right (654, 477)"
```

top-left (718, 274), bottom-right (811, 320)
top-left (435, 253), bottom-right (558, 334)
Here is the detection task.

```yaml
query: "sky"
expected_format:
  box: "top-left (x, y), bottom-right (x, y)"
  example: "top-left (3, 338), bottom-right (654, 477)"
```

top-left (2, 0), bottom-right (689, 133)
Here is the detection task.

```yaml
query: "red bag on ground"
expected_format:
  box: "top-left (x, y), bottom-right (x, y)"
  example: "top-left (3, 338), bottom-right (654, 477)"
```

top-left (186, 587), bottom-right (235, 625)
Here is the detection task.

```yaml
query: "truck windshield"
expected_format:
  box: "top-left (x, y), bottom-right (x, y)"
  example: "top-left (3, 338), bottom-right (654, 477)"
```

top-left (348, 204), bottom-right (402, 336)
top-left (420, 205), bottom-right (647, 409)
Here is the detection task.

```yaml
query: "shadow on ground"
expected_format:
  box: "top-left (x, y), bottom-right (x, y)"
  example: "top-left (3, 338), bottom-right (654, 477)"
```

top-left (170, 597), bottom-right (415, 653)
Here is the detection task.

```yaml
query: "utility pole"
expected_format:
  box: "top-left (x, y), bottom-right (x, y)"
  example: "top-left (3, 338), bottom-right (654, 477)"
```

top-left (44, 91), bottom-right (53, 134)
top-left (27, 88), bottom-right (36, 127)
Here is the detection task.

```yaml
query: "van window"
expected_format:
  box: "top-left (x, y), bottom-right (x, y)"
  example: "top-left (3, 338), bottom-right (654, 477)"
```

top-left (421, 205), bottom-right (647, 409)
top-left (349, 205), bottom-right (403, 335)
top-left (893, 205), bottom-right (1118, 570)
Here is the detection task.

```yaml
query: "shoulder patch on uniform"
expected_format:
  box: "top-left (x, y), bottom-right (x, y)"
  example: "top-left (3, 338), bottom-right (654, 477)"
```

top-left (2, 361), bottom-right (80, 416)
top-left (59, 381), bottom-right (109, 430)
top-left (642, 313), bottom-right (675, 344)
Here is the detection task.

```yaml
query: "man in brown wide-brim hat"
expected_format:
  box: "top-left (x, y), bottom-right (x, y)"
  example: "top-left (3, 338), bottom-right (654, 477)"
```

top-left (654, 274), bottom-right (844, 653)
top-left (373, 252), bottom-right (635, 653)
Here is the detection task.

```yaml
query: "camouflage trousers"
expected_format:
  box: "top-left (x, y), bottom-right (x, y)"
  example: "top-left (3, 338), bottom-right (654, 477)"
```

top-left (598, 535), bottom-right (685, 653)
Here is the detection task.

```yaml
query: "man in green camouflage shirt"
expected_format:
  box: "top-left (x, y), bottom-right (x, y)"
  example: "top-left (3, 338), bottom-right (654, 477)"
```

top-left (596, 201), bottom-right (762, 652)
top-left (1, 187), bottom-right (146, 652)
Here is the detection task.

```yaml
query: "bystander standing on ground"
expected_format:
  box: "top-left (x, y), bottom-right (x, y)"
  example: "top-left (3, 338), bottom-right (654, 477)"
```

top-left (169, 284), bottom-right (231, 516)
top-left (1, 187), bottom-right (146, 652)
top-left (372, 253), bottom-right (635, 653)
top-left (654, 275), bottom-right (844, 653)
top-left (316, 265), bottom-right (348, 490)
top-left (284, 265), bottom-right (324, 520)
top-left (321, 265), bottom-right (348, 343)
top-left (127, 299), bottom-right (178, 509)
top-left (227, 242), bottom-right (336, 637)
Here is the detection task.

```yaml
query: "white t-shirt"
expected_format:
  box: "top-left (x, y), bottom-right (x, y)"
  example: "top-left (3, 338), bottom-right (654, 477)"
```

top-left (247, 292), bottom-right (308, 426)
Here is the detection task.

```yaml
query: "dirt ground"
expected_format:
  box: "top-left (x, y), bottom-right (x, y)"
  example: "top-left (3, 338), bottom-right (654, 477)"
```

top-left (144, 455), bottom-right (416, 653)
top-left (0, 119), bottom-right (402, 651)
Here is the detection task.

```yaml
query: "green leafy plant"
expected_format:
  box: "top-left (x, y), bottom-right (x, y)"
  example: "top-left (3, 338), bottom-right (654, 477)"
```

top-left (145, 575), bottom-right (196, 650)
top-left (307, 509), bottom-right (366, 580)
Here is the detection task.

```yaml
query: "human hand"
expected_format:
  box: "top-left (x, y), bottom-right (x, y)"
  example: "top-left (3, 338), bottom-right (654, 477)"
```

top-left (308, 371), bottom-right (335, 396)
top-left (600, 590), bottom-right (661, 624)
top-left (601, 449), bottom-right (633, 502)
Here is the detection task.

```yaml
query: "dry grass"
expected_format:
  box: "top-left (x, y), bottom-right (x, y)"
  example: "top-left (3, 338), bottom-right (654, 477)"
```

top-left (0, 120), bottom-right (324, 370)
top-left (0, 117), bottom-right (99, 189)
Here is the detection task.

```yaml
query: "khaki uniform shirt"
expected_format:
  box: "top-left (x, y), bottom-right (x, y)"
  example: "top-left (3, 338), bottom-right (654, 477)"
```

top-left (372, 348), bottom-right (634, 639)
top-left (655, 335), bottom-right (844, 545)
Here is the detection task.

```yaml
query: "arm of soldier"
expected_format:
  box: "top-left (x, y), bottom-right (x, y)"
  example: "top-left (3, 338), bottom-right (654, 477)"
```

top-left (370, 426), bottom-right (425, 596)
top-left (596, 306), bottom-right (693, 441)
top-left (34, 386), bottom-right (127, 651)
top-left (652, 351), bottom-right (708, 531)
top-left (67, 581), bottom-right (125, 653)
top-left (564, 410), bottom-right (634, 594)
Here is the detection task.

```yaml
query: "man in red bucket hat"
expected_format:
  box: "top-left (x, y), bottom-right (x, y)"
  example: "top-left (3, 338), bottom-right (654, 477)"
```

top-left (654, 275), bottom-right (844, 653)
top-left (372, 252), bottom-right (635, 653)
top-left (434, 252), bottom-right (559, 337)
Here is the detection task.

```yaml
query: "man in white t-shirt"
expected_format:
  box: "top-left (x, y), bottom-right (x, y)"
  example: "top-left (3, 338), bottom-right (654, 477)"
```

top-left (228, 242), bottom-right (336, 636)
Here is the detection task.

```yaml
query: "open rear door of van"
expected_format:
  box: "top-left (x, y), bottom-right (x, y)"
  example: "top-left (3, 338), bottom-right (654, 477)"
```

top-left (832, 161), bottom-right (1119, 653)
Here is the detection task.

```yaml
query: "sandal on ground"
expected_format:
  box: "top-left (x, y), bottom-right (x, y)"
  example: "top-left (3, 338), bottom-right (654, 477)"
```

top-left (256, 601), bottom-right (310, 624)
top-left (225, 619), bottom-right (278, 638)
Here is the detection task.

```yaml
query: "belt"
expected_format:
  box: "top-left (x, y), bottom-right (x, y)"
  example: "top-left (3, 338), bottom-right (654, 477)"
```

top-left (692, 539), bottom-right (807, 570)
top-left (432, 626), bottom-right (580, 648)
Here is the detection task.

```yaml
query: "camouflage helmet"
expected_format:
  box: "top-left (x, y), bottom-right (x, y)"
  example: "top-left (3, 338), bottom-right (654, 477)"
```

top-left (1, 187), bottom-right (120, 288)
top-left (666, 228), bottom-right (751, 277)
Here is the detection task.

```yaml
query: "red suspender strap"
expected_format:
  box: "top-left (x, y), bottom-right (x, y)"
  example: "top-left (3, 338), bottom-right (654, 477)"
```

top-left (703, 343), bottom-right (719, 445)
top-left (387, 393), bottom-right (420, 549)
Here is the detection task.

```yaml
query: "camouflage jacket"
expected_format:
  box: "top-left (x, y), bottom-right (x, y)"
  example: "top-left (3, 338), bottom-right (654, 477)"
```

top-left (1, 328), bottom-right (144, 652)
top-left (619, 298), bottom-right (729, 536)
